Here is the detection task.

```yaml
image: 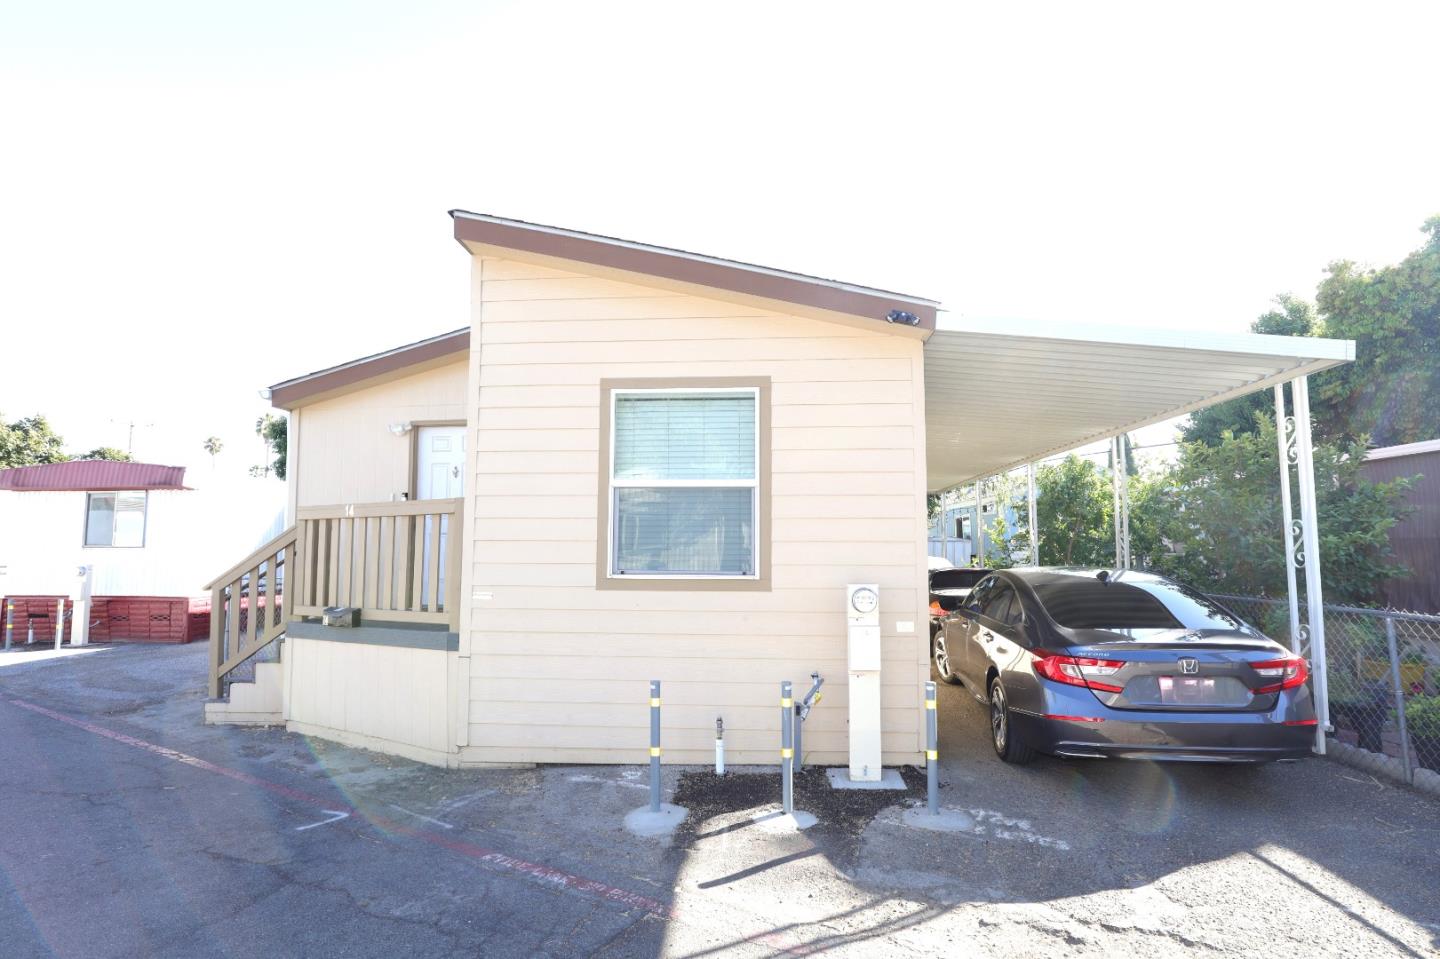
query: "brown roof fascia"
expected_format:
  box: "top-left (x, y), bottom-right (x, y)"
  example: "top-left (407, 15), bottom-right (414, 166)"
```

top-left (449, 212), bottom-right (938, 334)
top-left (269, 329), bottom-right (470, 410)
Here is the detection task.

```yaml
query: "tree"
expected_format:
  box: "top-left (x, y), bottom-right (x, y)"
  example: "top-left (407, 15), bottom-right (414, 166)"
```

top-left (980, 473), bottom-right (1023, 568)
top-left (203, 436), bottom-right (223, 469)
top-left (1150, 415), bottom-right (1412, 605)
top-left (1181, 295), bottom-right (1319, 445)
top-left (75, 447), bottom-right (133, 462)
top-left (253, 415), bottom-right (287, 480)
top-left (1313, 216), bottom-right (1440, 447)
top-left (1010, 455), bottom-right (1115, 567)
top-left (1183, 218), bottom-right (1440, 448)
top-left (0, 414), bottom-right (69, 468)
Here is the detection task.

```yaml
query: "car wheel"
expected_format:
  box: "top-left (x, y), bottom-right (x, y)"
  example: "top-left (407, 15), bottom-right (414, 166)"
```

top-left (989, 678), bottom-right (1035, 764)
top-left (932, 632), bottom-right (962, 686)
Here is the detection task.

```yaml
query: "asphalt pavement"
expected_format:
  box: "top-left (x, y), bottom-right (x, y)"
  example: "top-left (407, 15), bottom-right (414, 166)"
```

top-left (0, 641), bottom-right (1435, 958)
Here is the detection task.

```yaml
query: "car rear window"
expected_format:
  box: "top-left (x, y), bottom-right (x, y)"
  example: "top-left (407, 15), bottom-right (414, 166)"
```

top-left (1032, 577), bottom-right (1251, 633)
top-left (931, 569), bottom-right (989, 591)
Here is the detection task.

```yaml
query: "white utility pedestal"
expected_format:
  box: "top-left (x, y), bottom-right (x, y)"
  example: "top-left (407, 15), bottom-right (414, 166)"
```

top-left (845, 583), bottom-right (882, 782)
top-left (72, 565), bottom-right (93, 647)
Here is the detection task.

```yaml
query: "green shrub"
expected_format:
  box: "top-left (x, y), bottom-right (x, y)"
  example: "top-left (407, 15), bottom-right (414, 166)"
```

top-left (1405, 695), bottom-right (1440, 739)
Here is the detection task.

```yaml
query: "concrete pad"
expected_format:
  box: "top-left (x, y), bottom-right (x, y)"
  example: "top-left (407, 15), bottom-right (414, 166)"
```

top-left (623, 802), bottom-right (688, 838)
top-left (750, 808), bottom-right (818, 832)
top-left (825, 767), bottom-right (906, 790)
top-left (901, 805), bottom-right (977, 832)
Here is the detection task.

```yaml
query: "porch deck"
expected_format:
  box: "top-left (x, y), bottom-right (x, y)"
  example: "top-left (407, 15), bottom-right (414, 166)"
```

top-left (204, 498), bottom-right (463, 699)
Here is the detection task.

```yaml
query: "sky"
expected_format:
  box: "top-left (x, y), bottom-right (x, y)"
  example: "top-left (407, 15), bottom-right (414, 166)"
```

top-left (2, 1), bottom-right (1437, 479)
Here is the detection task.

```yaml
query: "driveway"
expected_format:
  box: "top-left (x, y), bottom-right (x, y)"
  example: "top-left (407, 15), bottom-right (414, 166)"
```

top-left (1, 642), bottom-right (1436, 958)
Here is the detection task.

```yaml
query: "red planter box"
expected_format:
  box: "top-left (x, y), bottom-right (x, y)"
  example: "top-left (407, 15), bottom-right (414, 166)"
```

top-left (4, 595), bottom-right (211, 646)
top-left (89, 596), bottom-right (209, 644)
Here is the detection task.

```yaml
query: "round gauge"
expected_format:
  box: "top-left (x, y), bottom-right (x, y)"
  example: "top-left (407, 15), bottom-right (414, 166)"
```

top-left (850, 587), bottom-right (879, 614)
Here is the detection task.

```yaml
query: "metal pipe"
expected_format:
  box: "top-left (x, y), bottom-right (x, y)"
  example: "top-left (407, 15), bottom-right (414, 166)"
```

top-left (54, 598), bottom-right (64, 651)
top-left (925, 681), bottom-right (939, 814)
top-left (794, 672), bottom-right (824, 772)
top-left (780, 680), bottom-right (794, 816)
top-left (1274, 384), bottom-right (1303, 654)
top-left (4, 602), bottom-right (12, 651)
top-left (793, 703), bottom-right (802, 775)
top-left (715, 717), bottom-right (725, 776)
top-left (1385, 618), bottom-right (1414, 784)
top-left (649, 680), bottom-right (661, 813)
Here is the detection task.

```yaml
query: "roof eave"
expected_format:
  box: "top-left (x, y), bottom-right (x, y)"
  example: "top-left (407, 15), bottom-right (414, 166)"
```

top-left (450, 211), bottom-right (938, 337)
top-left (269, 328), bottom-right (471, 411)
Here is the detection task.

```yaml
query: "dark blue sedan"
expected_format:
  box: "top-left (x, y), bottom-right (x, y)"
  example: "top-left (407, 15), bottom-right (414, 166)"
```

top-left (932, 568), bottom-right (1316, 764)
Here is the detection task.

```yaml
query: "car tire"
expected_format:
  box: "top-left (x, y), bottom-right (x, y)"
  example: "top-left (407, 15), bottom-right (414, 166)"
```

top-left (989, 678), bottom-right (1036, 764)
top-left (931, 632), bottom-right (962, 686)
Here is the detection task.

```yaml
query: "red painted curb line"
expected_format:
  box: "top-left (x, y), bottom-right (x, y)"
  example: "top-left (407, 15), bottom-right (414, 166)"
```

top-left (0, 696), bottom-right (673, 919)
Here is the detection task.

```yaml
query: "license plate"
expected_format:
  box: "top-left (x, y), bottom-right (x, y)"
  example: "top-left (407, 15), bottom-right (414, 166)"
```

top-left (1158, 676), bottom-right (1216, 705)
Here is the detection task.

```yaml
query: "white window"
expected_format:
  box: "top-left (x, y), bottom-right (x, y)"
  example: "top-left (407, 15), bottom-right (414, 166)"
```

top-left (84, 491), bottom-right (147, 547)
top-left (609, 388), bottom-right (758, 578)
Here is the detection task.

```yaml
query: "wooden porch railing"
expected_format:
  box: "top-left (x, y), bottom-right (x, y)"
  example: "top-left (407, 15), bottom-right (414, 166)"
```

top-left (204, 498), bottom-right (464, 699)
top-left (204, 525), bottom-right (297, 699)
top-left (292, 498), bottom-right (464, 628)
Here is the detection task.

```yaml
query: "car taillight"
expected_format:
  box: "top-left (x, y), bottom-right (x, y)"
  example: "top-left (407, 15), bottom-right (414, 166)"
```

top-left (929, 601), bottom-right (944, 617)
top-left (1251, 655), bottom-right (1308, 694)
top-left (1032, 650), bottom-right (1127, 694)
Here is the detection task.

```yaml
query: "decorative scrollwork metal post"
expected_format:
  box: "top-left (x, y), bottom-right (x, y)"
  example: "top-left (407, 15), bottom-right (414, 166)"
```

top-left (1291, 377), bottom-right (1331, 752)
top-left (1274, 384), bottom-right (1303, 655)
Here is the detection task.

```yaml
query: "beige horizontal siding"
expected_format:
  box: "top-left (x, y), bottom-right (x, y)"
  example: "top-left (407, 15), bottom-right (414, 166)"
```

top-left (295, 359), bottom-right (468, 507)
top-left (463, 255), bottom-right (928, 766)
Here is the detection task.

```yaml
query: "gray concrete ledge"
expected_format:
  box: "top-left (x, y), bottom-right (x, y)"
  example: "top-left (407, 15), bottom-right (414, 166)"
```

top-left (287, 621), bottom-right (458, 651)
top-left (826, 767), bottom-right (906, 790)
top-left (1325, 739), bottom-right (1440, 799)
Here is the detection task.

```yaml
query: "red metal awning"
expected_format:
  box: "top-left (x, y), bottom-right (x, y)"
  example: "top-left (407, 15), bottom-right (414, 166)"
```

top-left (0, 461), bottom-right (188, 492)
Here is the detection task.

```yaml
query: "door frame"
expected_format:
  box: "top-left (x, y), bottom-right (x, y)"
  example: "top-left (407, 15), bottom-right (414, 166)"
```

top-left (408, 420), bottom-right (466, 501)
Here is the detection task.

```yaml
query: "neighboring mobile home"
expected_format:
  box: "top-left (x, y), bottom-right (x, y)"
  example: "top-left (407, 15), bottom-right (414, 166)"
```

top-left (0, 461), bottom-right (285, 643)
top-left (1362, 439), bottom-right (1440, 613)
top-left (204, 212), bottom-right (1354, 773)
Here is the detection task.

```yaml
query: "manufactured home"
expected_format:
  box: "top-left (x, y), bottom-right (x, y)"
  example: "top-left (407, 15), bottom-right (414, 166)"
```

top-left (203, 212), bottom-right (1354, 774)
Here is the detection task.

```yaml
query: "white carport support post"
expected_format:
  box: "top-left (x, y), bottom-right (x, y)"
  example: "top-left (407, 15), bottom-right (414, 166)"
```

top-left (1111, 437), bottom-right (1130, 570)
top-left (1026, 463), bottom-right (1039, 567)
top-left (974, 480), bottom-right (985, 567)
top-left (1274, 386), bottom-right (1303, 655)
top-left (1290, 376), bottom-right (1331, 753)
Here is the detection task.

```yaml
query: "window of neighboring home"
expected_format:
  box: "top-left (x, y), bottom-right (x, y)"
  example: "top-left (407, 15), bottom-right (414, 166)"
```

top-left (603, 382), bottom-right (767, 585)
top-left (84, 491), bottom-right (147, 547)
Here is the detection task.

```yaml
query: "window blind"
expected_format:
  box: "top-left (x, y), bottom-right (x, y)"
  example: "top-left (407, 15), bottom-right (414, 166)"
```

top-left (611, 391), bottom-right (758, 577)
top-left (614, 394), bottom-right (755, 481)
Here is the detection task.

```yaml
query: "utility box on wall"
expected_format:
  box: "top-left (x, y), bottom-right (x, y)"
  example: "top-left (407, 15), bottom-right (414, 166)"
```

top-left (845, 583), bottom-right (883, 781)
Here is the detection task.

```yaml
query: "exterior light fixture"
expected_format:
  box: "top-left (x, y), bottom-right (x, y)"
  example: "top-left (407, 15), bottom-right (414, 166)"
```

top-left (886, 310), bottom-right (919, 326)
top-left (388, 422), bottom-right (413, 436)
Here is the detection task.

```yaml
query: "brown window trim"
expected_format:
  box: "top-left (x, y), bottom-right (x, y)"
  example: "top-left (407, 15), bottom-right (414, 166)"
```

top-left (596, 377), bottom-right (771, 592)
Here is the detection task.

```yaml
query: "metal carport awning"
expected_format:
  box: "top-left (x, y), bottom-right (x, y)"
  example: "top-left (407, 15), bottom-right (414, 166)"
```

top-left (922, 317), bottom-right (1355, 755)
top-left (924, 318), bottom-right (1355, 491)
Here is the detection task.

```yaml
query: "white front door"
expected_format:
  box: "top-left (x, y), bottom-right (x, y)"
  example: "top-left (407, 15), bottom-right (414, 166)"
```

top-left (416, 425), bottom-right (465, 608)
top-left (417, 425), bottom-right (466, 500)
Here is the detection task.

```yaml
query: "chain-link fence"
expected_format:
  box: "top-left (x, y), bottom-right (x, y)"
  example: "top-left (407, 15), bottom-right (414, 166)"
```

top-left (1213, 593), bottom-right (1440, 786)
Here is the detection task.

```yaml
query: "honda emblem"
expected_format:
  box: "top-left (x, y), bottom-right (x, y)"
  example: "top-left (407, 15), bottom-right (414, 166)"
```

top-left (1178, 657), bottom-right (1200, 675)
